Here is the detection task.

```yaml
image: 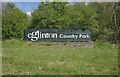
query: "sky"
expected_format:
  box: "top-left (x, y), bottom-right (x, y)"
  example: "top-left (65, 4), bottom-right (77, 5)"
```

top-left (2, 0), bottom-right (92, 15)
top-left (1, 0), bottom-right (91, 14)
top-left (12, 2), bottom-right (40, 13)
top-left (11, 0), bottom-right (80, 13)
top-left (1, 0), bottom-right (119, 15)
top-left (1, 0), bottom-right (78, 15)
top-left (1, 0), bottom-right (106, 13)
top-left (11, 1), bottom-right (71, 15)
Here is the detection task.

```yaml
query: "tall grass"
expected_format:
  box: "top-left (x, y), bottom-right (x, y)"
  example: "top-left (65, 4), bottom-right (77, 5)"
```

top-left (2, 39), bottom-right (118, 75)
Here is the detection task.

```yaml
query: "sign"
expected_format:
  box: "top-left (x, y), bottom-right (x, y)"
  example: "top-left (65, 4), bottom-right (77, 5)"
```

top-left (24, 29), bottom-right (92, 42)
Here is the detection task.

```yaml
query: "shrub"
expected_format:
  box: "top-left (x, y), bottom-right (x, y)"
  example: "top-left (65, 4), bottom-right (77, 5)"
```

top-left (2, 3), bottom-right (29, 39)
top-left (94, 40), bottom-right (115, 49)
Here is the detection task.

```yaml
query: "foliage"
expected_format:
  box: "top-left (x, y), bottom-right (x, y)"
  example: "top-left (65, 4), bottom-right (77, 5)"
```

top-left (30, 2), bottom-right (100, 41)
top-left (94, 40), bottom-right (114, 49)
top-left (30, 2), bottom-right (68, 28)
top-left (91, 2), bottom-right (120, 43)
top-left (31, 4), bottom-right (97, 27)
top-left (2, 3), bottom-right (29, 39)
top-left (2, 2), bottom-right (120, 43)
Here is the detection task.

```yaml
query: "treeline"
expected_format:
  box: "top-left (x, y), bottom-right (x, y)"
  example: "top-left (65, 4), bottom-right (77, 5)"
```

top-left (2, 2), bottom-right (120, 43)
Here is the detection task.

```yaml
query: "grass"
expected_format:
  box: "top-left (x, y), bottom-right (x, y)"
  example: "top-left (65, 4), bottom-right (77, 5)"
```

top-left (2, 39), bottom-right (118, 75)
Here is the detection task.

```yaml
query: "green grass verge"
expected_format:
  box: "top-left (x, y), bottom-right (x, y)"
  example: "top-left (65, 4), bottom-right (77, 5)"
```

top-left (2, 39), bottom-right (118, 75)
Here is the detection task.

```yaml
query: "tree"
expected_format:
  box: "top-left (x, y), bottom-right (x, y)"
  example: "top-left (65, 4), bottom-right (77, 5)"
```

top-left (2, 3), bottom-right (29, 39)
top-left (73, 3), bottom-right (99, 40)
top-left (30, 2), bottom-right (68, 29)
top-left (91, 2), bottom-right (118, 42)
top-left (31, 2), bottom-right (99, 34)
top-left (112, 2), bottom-right (120, 43)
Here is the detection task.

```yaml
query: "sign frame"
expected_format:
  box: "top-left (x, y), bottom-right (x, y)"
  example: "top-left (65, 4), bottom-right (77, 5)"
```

top-left (24, 28), bottom-right (92, 42)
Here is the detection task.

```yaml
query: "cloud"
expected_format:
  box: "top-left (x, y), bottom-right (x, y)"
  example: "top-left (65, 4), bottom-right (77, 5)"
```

top-left (26, 11), bottom-right (32, 16)
top-left (69, 0), bottom-right (78, 2)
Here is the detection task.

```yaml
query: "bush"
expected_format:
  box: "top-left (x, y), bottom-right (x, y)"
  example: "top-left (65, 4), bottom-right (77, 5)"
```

top-left (2, 3), bottom-right (29, 39)
top-left (94, 40), bottom-right (115, 49)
